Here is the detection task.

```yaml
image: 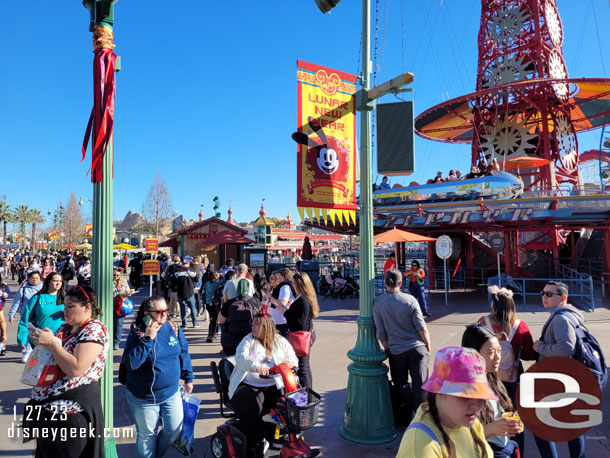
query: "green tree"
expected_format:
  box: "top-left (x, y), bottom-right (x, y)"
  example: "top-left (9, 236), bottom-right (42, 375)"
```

top-left (13, 205), bottom-right (31, 249)
top-left (29, 209), bottom-right (46, 254)
top-left (0, 201), bottom-right (13, 246)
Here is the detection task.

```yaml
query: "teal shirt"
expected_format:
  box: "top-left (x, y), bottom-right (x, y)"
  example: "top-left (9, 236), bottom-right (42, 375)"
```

top-left (17, 293), bottom-right (65, 346)
top-left (204, 280), bottom-right (223, 304)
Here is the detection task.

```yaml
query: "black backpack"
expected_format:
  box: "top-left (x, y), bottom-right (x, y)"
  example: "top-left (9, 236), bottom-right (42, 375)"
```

top-left (211, 282), bottom-right (225, 309)
top-left (227, 296), bottom-right (261, 341)
top-left (61, 265), bottom-right (74, 281)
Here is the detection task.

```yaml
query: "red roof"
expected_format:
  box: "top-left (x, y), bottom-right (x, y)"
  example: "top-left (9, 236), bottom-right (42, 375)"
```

top-left (272, 228), bottom-right (344, 241)
top-left (170, 216), bottom-right (247, 236)
top-left (309, 234), bottom-right (344, 241)
top-left (159, 238), bottom-right (180, 248)
top-left (267, 245), bottom-right (334, 251)
top-left (196, 230), bottom-right (255, 246)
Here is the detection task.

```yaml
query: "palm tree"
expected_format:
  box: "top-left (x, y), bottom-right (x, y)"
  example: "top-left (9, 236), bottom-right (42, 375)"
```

top-left (0, 201), bottom-right (12, 246)
top-left (13, 205), bottom-right (31, 250)
top-left (29, 209), bottom-right (46, 254)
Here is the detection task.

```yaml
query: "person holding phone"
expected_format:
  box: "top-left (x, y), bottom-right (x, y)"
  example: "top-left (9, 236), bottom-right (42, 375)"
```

top-left (123, 296), bottom-right (194, 458)
top-left (25, 285), bottom-right (108, 458)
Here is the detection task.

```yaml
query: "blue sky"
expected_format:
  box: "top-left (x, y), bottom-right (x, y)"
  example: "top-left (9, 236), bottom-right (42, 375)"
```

top-left (1, 0), bottom-right (609, 228)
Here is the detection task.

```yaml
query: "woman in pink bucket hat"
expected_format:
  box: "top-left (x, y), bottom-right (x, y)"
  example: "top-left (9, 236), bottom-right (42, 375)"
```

top-left (396, 346), bottom-right (496, 458)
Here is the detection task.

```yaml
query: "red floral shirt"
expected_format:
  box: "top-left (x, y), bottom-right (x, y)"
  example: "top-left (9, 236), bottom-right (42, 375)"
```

top-left (32, 320), bottom-right (108, 413)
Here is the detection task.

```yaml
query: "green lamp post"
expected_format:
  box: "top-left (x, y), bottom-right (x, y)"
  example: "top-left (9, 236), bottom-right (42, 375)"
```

top-left (315, 0), bottom-right (397, 445)
top-left (82, 2), bottom-right (119, 457)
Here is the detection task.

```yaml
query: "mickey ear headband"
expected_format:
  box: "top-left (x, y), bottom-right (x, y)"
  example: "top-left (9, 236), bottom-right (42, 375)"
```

top-left (261, 305), bottom-right (268, 318)
top-left (488, 285), bottom-right (513, 298)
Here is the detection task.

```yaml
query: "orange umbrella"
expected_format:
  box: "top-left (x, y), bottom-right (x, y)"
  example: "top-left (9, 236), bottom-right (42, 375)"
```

top-left (502, 156), bottom-right (551, 171)
top-left (374, 228), bottom-right (436, 243)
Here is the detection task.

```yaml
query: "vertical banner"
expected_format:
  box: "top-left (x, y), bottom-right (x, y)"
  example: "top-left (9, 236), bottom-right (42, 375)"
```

top-left (85, 223), bottom-right (93, 238)
top-left (294, 60), bottom-right (357, 226)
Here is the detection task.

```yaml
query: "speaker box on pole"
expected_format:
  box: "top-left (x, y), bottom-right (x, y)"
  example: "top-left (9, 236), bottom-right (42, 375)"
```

top-left (376, 101), bottom-right (414, 176)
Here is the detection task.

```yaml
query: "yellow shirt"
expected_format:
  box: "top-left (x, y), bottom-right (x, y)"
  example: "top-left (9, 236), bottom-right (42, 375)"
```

top-left (396, 403), bottom-right (493, 458)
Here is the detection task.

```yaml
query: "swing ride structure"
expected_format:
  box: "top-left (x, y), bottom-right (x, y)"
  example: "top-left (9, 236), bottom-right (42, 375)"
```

top-left (309, 0), bottom-right (610, 289)
top-left (407, 0), bottom-right (610, 281)
top-left (415, 0), bottom-right (610, 190)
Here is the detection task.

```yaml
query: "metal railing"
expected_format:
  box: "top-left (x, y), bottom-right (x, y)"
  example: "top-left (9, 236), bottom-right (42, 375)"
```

top-left (557, 257), bottom-right (605, 281)
top-left (300, 260), bottom-right (595, 310)
top-left (488, 275), bottom-right (595, 311)
top-left (433, 265), bottom-right (466, 290)
top-left (517, 245), bottom-right (589, 280)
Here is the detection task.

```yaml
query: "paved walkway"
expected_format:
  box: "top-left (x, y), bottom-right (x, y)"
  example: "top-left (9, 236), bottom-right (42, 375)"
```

top-left (1, 277), bottom-right (609, 457)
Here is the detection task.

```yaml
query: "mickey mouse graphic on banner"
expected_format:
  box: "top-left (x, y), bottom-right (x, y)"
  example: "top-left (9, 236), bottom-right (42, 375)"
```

top-left (292, 117), bottom-right (350, 182)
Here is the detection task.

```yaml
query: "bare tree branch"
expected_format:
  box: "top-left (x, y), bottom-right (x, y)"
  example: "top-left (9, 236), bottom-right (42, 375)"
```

top-left (63, 192), bottom-right (84, 245)
top-left (142, 170), bottom-right (173, 238)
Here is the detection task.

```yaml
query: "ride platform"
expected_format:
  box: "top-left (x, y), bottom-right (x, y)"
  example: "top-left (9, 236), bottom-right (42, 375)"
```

top-left (305, 190), bottom-right (610, 234)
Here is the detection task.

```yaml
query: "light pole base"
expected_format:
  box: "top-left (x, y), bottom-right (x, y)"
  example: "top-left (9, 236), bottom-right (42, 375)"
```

top-left (340, 356), bottom-right (397, 445)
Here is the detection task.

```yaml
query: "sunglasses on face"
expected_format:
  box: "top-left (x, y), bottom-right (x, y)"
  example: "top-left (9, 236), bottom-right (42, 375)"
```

top-left (540, 291), bottom-right (561, 297)
top-left (149, 309), bottom-right (169, 316)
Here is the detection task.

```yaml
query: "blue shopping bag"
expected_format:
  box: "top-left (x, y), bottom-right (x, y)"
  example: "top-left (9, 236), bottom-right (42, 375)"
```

top-left (172, 390), bottom-right (201, 456)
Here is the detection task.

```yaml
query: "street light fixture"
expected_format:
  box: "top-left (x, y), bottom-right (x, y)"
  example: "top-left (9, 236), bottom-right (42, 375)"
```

top-left (83, 0), bottom-right (117, 31)
top-left (315, 0), bottom-right (341, 13)
top-left (79, 196), bottom-right (94, 206)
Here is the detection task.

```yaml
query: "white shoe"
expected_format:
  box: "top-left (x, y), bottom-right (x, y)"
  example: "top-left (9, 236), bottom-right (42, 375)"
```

top-left (22, 350), bottom-right (32, 363)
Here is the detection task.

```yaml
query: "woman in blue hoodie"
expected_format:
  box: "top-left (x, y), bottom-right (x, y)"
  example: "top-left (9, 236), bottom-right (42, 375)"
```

top-left (123, 296), bottom-right (194, 458)
top-left (17, 272), bottom-right (65, 353)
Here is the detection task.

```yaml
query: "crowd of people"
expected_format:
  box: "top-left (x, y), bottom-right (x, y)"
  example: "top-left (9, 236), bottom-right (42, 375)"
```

top-left (373, 158), bottom-right (504, 190)
top-left (0, 246), bottom-right (604, 458)
top-left (1, 248), bottom-right (319, 458)
top-left (374, 268), bottom-right (596, 458)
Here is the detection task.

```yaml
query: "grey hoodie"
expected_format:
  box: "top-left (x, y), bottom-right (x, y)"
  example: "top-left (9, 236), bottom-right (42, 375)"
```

top-left (538, 304), bottom-right (586, 360)
top-left (8, 282), bottom-right (43, 320)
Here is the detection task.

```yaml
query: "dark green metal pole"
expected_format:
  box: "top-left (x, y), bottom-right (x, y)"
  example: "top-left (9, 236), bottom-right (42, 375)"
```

top-left (340, 0), bottom-right (396, 444)
top-left (93, 133), bottom-right (117, 458)
top-left (83, 2), bottom-right (118, 456)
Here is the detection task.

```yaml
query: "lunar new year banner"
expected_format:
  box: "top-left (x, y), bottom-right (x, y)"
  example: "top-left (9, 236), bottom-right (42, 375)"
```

top-left (294, 60), bottom-right (357, 226)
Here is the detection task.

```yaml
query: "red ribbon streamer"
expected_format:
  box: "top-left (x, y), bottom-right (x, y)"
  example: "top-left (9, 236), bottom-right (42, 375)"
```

top-left (81, 48), bottom-right (117, 183)
top-left (452, 258), bottom-right (462, 278)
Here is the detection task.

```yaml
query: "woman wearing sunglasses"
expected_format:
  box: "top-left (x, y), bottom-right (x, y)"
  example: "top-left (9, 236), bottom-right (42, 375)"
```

top-left (123, 296), bottom-right (194, 458)
top-left (25, 285), bottom-right (108, 458)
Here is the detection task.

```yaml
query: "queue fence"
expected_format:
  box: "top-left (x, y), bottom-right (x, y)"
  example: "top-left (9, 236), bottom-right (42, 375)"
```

top-left (488, 275), bottom-right (594, 311)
